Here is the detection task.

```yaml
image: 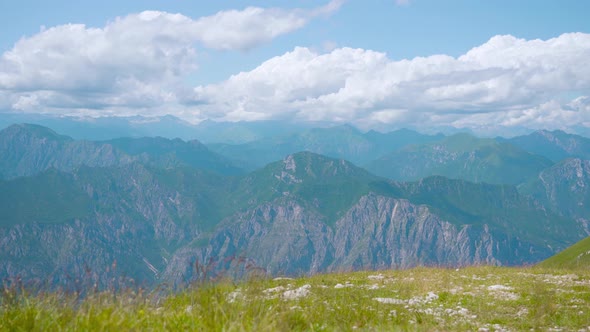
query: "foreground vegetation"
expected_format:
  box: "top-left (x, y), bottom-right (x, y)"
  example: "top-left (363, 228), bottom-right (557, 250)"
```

top-left (2, 266), bottom-right (590, 331)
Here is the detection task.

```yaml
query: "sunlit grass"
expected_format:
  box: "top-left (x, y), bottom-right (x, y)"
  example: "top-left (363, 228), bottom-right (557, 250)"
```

top-left (2, 266), bottom-right (590, 331)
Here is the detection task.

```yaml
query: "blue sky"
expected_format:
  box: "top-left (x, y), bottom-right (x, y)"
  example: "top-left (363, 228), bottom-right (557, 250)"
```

top-left (0, 0), bottom-right (589, 132)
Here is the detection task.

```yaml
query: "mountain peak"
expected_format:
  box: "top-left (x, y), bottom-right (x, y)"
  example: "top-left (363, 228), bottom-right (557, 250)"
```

top-left (308, 124), bottom-right (361, 136)
top-left (509, 129), bottom-right (590, 162)
top-left (1, 123), bottom-right (72, 142)
top-left (335, 123), bottom-right (360, 132)
top-left (280, 151), bottom-right (371, 180)
top-left (433, 132), bottom-right (494, 152)
top-left (534, 129), bottom-right (570, 140)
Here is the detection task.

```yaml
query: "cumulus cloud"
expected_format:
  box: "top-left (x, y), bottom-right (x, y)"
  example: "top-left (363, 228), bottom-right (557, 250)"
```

top-left (448, 96), bottom-right (590, 135)
top-left (189, 33), bottom-right (590, 131)
top-left (0, 1), bottom-right (341, 114)
top-left (192, 0), bottom-right (343, 50)
top-left (1, 4), bottom-right (590, 134)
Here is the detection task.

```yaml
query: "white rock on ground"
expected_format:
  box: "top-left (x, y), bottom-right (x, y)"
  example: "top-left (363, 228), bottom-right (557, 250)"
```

top-left (374, 292), bottom-right (439, 306)
top-left (334, 283), bottom-right (353, 289)
top-left (263, 286), bottom-right (287, 294)
top-left (227, 289), bottom-right (242, 303)
top-left (487, 284), bottom-right (519, 300)
top-left (283, 284), bottom-right (311, 300)
top-left (368, 274), bottom-right (385, 280)
top-left (374, 298), bottom-right (405, 305)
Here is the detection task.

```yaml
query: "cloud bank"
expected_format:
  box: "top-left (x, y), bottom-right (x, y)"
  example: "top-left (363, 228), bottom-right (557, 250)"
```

top-left (191, 33), bottom-right (590, 131)
top-left (0, 1), bottom-right (342, 115)
top-left (0, 2), bottom-right (589, 133)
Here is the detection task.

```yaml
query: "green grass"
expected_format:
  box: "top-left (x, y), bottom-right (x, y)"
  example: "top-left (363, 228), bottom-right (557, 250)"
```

top-left (3, 266), bottom-right (590, 331)
top-left (539, 236), bottom-right (590, 269)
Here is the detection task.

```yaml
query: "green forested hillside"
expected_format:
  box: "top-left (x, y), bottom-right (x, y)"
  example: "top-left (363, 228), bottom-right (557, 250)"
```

top-left (367, 133), bottom-right (553, 184)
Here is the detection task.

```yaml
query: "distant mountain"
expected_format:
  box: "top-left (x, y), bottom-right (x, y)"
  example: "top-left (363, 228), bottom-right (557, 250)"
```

top-left (0, 163), bottom-right (231, 286)
top-left (0, 124), bottom-right (243, 179)
top-left (0, 132), bottom-right (587, 288)
top-left (227, 151), bottom-right (379, 224)
top-left (1, 151), bottom-right (574, 286)
top-left (538, 236), bottom-right (590, 269)
top-left (393, 176), bottom-right (578, 247)
top-left (0, 123), bottom-right (132, 179)
top-left (507, 130), bottom-right (590, 162)
top-left (0, 169), bottom-right (93, 227)
top-left (208, 125), bottom-right (443, 170)
top-left (519, 158), bottom-right (590, 230)
top-left (166, 154), bottom-right (578, 280)
top-left (193, 120), bottom-right (312, 144)
top-left (366, 133), bottom-right (553, 185)
top-left (0, 113), bottom-right (312, 143)
top-left (106, 137), bottom-right (243, 175)
top-left (0, 113), bottom-right (201, 141)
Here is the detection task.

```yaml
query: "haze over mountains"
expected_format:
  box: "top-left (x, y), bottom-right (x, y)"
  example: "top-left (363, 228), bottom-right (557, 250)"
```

top-left (1, 121), bottom-right (589, 288)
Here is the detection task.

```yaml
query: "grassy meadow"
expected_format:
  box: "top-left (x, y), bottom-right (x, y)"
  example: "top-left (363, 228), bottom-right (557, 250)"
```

top-left (2, 266), bottom-right (590, 331)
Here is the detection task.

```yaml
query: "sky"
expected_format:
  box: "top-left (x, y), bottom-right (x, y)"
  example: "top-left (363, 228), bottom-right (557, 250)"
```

top-left (0, 0), bottom-right (589, 133)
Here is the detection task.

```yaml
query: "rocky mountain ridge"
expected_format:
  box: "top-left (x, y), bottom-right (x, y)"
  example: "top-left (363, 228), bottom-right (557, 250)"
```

top-left (0, 124), bottom-right (242, 179)
top-left (366, 133), bottom-right (553, 185)
top-left (1, 124), bottom-right (588, 288)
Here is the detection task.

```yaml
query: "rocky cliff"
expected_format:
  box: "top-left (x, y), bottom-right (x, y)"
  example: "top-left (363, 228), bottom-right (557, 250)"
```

top-left (1, 126), bottom-right (587, 289)
top-left (520, 158), bottom-right (590, 233)
top-left (163, 191), bottom-right (561, 285)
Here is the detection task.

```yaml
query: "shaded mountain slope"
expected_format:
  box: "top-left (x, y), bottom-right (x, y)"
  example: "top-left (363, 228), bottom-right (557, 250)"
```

top-left (0, 124), bottom-right (243, 179)
top-left (0, 163), bottom-right (234, 287)
top-left (519, 158), bottom-right (590, 231)
top-left (0, 150), bottom-right (585, 287)
top-left (208, 125), bottom-right (442, 170)
top-left (507, 130), bottom-right (590, 162)
top-left (0, 123), bottom-right (131, 179)
top-left (107, 137), bottom-right (243, 175)
top-left (367, 133), bottom-right (553, 185)
top-left (163, 153), bottom-right (581, 282)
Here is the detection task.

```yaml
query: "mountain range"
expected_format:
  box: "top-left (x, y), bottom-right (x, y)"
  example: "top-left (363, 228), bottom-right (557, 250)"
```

top-left (0, 113), bottom-right (314, 144)
top-left (1, 123), bottom-right (589, 288)
top-left (366, 133), bottom-right (553, 185)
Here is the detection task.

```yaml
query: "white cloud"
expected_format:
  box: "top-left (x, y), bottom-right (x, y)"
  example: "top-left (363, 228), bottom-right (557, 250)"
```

top-left (449, 96), bottom-right (590, 134)
top-left (189, 33), bottom-right (590, 131)
top-left (0, 2), bottom-right (341, 115)
top-left (1, 3), bottom-right (590, 134)
top-left (191, 0), bottom-right (344, 51)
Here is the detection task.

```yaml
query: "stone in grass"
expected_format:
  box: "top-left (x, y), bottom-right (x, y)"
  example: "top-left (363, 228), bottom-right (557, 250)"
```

top-left (283, 284), bottom-right (311, 300)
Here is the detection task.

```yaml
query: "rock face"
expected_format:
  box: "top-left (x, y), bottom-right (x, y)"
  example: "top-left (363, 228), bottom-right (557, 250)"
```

top-left (162, 193), bottom-right (556, 284)
top-left (521, 158), bottom-right (590, 232)
top-left (0, 125), bottom-right (588, 289)
top-left (0, 163), bottom-right (203, 287)
top-left (330, 195), bottom-right (542, 269)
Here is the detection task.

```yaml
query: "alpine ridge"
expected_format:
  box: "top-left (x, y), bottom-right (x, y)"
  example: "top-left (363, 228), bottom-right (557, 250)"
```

top-left (0, 124), bottom-right (588, 288)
